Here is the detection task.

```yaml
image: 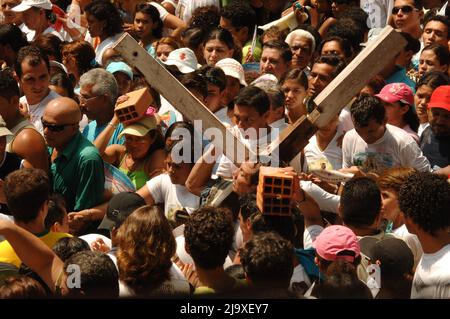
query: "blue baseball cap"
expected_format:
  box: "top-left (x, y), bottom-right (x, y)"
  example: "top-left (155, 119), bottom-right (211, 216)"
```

top-left (106, 61), bottom-right (133, 80)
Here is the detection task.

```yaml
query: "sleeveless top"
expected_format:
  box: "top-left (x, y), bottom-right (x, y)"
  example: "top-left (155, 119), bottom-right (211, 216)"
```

top-left (6, 118), bottom-right (37, 153)
top-left (118, 153), bottom-right (149, 190)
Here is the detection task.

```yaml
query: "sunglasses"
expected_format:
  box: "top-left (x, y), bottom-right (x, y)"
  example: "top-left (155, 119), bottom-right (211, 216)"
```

top-left (41, 118), bottom-right (77, 132)
top-left (392, 5), bottom-right (417, 14)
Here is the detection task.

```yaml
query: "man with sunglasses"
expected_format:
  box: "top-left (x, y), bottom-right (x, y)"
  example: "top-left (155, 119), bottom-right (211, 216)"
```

top-left (391, 0), bottom-right (423, 39)
top-left (42, 97), bottom-right (104, 213)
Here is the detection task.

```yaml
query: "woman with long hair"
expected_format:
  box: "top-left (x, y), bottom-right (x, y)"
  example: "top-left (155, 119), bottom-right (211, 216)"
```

top-left (84, 0), bottom-right (124, 65)
top-left (116, 205), bottom-right (190, 297)
top-left (61, 40), bottom-right (97, 89)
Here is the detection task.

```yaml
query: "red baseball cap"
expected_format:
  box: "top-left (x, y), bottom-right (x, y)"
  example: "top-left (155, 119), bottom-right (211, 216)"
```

top-left (313, 225), bottom-right (360, 262)
top-left (376, 83), bottom-right (414, 106)
top-left (428, 85), bottom-right (450, 112)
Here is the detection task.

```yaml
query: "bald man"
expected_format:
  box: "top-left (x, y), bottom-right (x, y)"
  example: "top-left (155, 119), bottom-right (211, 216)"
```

top-left (43, 97), bottom-right (105, 212)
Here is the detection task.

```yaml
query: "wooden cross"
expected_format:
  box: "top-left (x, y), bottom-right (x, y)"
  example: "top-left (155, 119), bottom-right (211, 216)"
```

top-left (113, 26), bottom-right (405, 165)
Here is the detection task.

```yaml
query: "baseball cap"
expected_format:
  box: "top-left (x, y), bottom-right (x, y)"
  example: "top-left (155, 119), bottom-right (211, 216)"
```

top-left (163, 48), bottom-right (199, 74)
top-left (0, 116), bottom-right (13, 138)
top-left (216, 58), bottom-right (247, 87)
top-left (106, 61), bottom-right (133, 80)
top-left (362, 237), bottom-right (414, 276)
top-left (251, 73), bottom-right (278, 88)
top-left (427, 85), bottom-right (450, 111)
top-left (98, 192), bottom-right (146, 231)
top-left (118, 116), bottom-right (157, 139)
top-left (376, 83), bottom-right (414, 106)
top-left (313, 225), bottom-right (360, 262)
top-left (12, 0), bottom-right (52, 12)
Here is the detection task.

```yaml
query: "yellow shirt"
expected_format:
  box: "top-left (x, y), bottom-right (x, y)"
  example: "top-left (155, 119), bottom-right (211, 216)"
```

top-left (0, 230), bottom-right (71, 267)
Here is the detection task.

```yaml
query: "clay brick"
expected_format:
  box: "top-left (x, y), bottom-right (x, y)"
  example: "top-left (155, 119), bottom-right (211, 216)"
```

top-left (114, 87), bottom-right (153, 125)
top-left (256, 166), bottom-right (298, 216)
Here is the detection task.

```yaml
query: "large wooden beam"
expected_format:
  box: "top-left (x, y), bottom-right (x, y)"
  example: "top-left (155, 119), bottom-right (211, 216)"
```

top-left (263, 26), bottom-right (407, 162)
top-left (113, 33), bottom-right (253, 164)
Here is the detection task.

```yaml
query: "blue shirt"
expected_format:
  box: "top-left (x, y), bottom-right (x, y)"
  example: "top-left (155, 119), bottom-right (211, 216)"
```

top-left (386, 66), bottom-right (416, 93)
top-left (82, 121), bottom-right (124, 146)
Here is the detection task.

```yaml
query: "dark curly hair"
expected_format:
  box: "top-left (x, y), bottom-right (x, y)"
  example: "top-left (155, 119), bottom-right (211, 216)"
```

top-left (220, 0), bottom-right (256, 42)
top-left (240, 232), bottom-right (294, 289)
top-left (188, 5), bottom-right (220, 31)
top-left (0, 68), bottom-right (20, 99)
top-left (4, 168), bottom-right (50, 224)
top-left (398, 172), bottom-right (450, 236)
top-left (116, 205), bottom-right (175, 295)
top-left (184, 206), bottom-right (234, 270)
top-left (351, 94), bottom-right (386, 127)
top-left (15, 45), bottom-right (50, 79)
top-left (85, 0), bottom-right (123, 38)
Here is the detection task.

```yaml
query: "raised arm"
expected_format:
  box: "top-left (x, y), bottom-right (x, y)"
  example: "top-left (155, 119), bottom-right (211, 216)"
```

top-left (0, 220), bottom-right (65, 293)
top-left (185, 145), bottom-right (221, 196)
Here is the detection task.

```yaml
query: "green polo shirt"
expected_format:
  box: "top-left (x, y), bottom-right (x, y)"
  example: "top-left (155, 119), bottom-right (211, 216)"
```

top-left (50, 132), bottom-right (105, 212)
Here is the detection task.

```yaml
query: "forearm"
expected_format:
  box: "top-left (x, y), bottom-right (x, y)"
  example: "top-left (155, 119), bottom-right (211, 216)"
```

top-left (0, 221), bottom-right (64, 292)
top-left (93, 118), bottom-right (119, 156)
top-left (185, 145), bottom-right (220, 196)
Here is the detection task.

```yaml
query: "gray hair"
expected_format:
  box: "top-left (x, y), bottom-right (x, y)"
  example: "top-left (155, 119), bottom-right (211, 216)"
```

top-left (254, 83), bottom-right (285, 109)
top-left (79, 68), bottom-right (119, 106)
top-left (285, 29), bottom-right (316, 53)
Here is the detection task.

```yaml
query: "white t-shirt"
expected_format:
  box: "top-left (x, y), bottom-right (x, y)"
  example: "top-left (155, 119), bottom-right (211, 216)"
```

top-left (303, 225), bottom-right (324, 249)
top-left (339, 107), bottom-right (354, 133)
top-left (119, 263), bottom-right (190, 297)
top-left (176, 0), bottom-right (220, 22)
top-left (418, 123), bottom-right (430, 138)
top-left (393, 224), bottom-right (423, 269)
top-left (85, 32), bottom-right (124, 65)
top-left (150, 2), bottom-right (172, 37)
top-left (175, 234), bottom-right (234, 269)
top-left (290, 263), bottom-right (312, 292)
top-left (300, 180), bottom-right (340, 214)
top-left (42, 26), bottom-right (64, 41)
top-left (146, 173), bottom-right (200, 221)
top-left (0, 214), bottom-right (14, 242)
top-left (304, 132), bottom-right (343, 171)
top-left (216, 125), bottom-right (278, 178)
top-left (79, 234), bottom-right (112, 250)
top-left (360, 0), bottom-right (393, 28)
top-left (411, 244), bottom-right (450, 299)
top-left (158, 95), bottom-right (184, 122)
top-left (19, 23), bottom-right (35, 42)
top-left (269, 118), bottom-right (289, 132)
top-left (214, 107), bottom-right (232, 127)
top-left (20, 90), bottom-right (61, 135)
top-left (342, 124), bottom-right (431, 172)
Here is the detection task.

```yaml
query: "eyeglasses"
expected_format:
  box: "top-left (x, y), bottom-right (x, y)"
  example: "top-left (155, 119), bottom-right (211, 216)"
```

top-left (392, 5), bottom-right (417, 14)
top-left (41, 117), bottom-right (77, 132)
top-left (78, 94), bottom-right (102, 104)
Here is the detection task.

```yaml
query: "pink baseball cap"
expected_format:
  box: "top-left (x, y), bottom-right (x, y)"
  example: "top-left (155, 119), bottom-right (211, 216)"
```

top-left (375, 83), bottom-right (414, 106)
top-left (313, 225), bottom-right (360, 262)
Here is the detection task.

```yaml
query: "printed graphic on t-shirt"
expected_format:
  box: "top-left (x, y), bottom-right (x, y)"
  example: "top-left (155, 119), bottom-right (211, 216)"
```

top-left (307, 157), bottom-right (333, 171)
top-left (353, 151), bottom-right (393, 173)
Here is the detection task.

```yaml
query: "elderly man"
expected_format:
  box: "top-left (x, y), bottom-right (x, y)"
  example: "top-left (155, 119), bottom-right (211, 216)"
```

top-left (79, 68), bottom-right (124, 145)
top-left (285, 29), bottom-right (316, 72)
top-left (43, 97), bottom-right (105, 212)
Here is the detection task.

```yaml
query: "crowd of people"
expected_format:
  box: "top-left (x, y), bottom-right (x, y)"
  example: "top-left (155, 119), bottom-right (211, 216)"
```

top-left (0, 0), bottom-right (449, 299)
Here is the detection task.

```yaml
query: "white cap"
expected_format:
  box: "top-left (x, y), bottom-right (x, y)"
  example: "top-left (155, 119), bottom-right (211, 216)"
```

top-left (12, 0), bottom-right (52, 12)
top-left (215, 58), bottom-right (247, 87)
top-left (163, 48), bottom-right (199, 74)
